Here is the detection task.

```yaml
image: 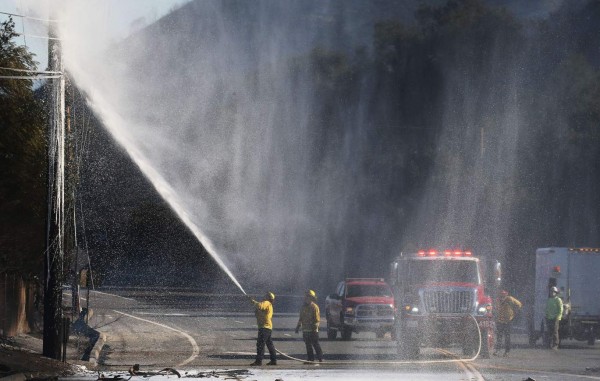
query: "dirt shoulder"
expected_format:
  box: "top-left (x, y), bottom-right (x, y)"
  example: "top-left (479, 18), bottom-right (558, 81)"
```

top-left (0, 336), bottom-right (84, 379)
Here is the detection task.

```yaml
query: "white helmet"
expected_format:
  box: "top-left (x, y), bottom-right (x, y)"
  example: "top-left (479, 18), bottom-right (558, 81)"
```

top-left (550, 286), bottom-right (559, 294)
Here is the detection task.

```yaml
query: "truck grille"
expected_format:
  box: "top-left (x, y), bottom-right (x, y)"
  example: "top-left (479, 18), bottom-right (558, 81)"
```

top-left (422, 290), bottom-right (474, 314)
top-left (356, 304), bottom-right (394, 317)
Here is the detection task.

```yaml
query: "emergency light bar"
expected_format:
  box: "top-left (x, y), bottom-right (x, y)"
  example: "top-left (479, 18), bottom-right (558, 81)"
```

top-left (567, 248), bottom-right (600, 252)
top-left (416, 250), bottom-right (472, 257)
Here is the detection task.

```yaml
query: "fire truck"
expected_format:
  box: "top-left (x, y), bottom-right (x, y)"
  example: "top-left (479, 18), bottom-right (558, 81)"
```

top-left (389, 250), bottom-right (501, 358)
top-left (529, 247), bottom-right (600, 346)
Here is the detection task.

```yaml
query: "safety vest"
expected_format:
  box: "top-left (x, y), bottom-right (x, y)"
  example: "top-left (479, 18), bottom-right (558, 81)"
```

top-left (545, 296), bottom-right (563, 321)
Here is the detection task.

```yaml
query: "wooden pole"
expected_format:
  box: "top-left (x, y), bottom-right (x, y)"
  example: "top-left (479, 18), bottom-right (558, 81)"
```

top-left (42, 17), bottom-right (65, 360)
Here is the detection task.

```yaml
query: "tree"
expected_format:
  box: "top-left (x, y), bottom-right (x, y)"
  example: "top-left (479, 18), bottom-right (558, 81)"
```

top-left (0, 17), bottom-right (46, 276)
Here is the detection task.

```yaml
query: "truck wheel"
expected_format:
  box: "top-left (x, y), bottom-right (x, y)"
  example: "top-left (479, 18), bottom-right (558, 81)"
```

top-left (462, 340), bottom-right (474, 357)
top-left (326, 316), bottom-right (337, 340)
top-left (479, 328), bottom-right (493, 359)
top-left (462, 329), bottom-right (477, 357)
top-left (528, 330), bottom-right (538, 347)
top-left (327, 327), bottom-right (337, 340)
top-left (528, 318), bottom-right (538, 347)
top-left (341, 326), bottom-right (353, 341)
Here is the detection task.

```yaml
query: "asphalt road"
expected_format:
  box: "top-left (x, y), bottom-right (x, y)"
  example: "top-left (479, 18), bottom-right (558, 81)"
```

top-left (78, 288), bottom-right (600, 381)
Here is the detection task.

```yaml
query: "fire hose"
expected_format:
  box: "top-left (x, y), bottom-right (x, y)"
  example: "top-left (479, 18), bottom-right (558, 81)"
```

top-left (274, 314), bottom-right (483, 365)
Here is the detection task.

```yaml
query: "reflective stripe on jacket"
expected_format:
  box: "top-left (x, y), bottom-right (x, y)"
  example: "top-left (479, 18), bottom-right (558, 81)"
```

top-left (252, 299), bottom-right (273, 329)
top-left (545, 296), bottom-right (563, 321)
top-left (297, 301), bottom-right (320, 332)
top-left (496, 295), bottom-right (522, 324)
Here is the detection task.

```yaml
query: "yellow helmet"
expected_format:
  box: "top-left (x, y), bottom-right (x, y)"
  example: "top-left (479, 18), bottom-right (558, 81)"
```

top-left (306, 289), bottom-right (317, 299)
top-left (266, 292), bottom-right (275, 301)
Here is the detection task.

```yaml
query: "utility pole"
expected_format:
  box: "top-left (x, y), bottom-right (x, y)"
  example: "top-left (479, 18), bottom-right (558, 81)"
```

top-left (43, 18), bottom-right (65, 360)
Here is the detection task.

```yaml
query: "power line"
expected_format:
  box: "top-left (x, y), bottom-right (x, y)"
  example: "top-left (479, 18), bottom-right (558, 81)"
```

top-left (0, 10), bottom-right (59, 23)
top-left (0, 66), bottom-right (62, 74)
top-left (0, 75), bottom-right (61, 79)
top-left (14, 32), bottom-right (61, 41)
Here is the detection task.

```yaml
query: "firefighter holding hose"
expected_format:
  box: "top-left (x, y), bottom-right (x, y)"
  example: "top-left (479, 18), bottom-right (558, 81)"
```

top-left (248, 292), bottom-right (277, 365)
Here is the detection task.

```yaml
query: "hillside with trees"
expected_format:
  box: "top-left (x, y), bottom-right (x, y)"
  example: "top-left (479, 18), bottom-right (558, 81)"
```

top-left (0, 16), bottom-right (46, 336)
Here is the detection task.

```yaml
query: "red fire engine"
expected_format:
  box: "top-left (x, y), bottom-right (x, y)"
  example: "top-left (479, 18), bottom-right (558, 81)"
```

top-left (389, 250), bottom-right (501, 358)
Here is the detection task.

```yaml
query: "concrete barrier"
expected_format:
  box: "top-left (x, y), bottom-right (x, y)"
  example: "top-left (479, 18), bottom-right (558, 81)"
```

top-left (88, 331), bottom-right (106, 367)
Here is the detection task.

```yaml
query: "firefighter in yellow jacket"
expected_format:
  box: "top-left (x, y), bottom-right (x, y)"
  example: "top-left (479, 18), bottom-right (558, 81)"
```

top-left (494, 290), bottom-right (522, 356)
top-left (248, 292), bottom-right (277, 366)
top-left (295, 290), bottom-right (323, 363)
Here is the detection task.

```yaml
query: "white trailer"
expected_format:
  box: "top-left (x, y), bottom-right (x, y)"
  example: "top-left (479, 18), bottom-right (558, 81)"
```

top-left (529, 247), bottom-right (600, 346)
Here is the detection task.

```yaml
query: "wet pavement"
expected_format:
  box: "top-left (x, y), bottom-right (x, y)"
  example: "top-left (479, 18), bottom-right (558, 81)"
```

top-left (36, 288), bottom-right (600, 380)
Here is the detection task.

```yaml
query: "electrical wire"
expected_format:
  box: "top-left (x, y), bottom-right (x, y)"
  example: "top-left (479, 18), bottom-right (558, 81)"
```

top-left (0, 10), bottom-right (59, 23)
top-left (13, 32), bottom-right (61, 40)
top-left (0, 75), bottom-right (61, 79)
top-left (0, 66), bottom-right (62, 74)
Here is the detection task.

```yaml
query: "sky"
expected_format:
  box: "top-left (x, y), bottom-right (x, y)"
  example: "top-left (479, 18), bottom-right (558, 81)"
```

top-left (0, 0), bottom-right (188, 70)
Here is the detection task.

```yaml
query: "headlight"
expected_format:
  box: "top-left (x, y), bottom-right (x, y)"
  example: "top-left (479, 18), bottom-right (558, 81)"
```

top-left (477, 304), bottom-right (492, 315)
top-left (404, 305), bottom-right (420, 314)
top-left (345, 307), bottom-right (354, 314)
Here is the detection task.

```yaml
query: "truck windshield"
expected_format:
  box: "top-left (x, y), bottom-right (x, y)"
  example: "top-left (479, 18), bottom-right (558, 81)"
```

top-left (408, 260), bottom-right (479, 284)
top-left (346, 284), bottom-right (393, 298)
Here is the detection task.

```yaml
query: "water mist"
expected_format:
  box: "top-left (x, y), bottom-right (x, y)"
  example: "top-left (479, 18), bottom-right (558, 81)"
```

top-left (57, 0), bottom-right (394, 291)
top-left (52, 0), bottom-right (589, 295)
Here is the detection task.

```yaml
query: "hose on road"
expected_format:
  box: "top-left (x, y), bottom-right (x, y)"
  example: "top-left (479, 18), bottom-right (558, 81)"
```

top-left (274, 314), bottom-right (483, 365)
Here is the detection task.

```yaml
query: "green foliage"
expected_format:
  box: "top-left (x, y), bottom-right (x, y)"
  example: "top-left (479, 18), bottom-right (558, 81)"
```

top-left (553, 55), bottom-right (600, 148)
top-left (0, 17), bottom-right (47, 276)
top-left (0, 17), bottom-right (37, 98)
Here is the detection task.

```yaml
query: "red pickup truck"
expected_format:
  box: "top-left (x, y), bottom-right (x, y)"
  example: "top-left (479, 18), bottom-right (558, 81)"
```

top-left (325, 278), bottom-right (395, 340)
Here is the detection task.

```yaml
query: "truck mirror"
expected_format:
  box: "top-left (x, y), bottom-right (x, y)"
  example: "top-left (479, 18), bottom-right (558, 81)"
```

top-left (494, 262), bottom-right (502, 288)
top-left (389, 262), bottom-right (398, 286)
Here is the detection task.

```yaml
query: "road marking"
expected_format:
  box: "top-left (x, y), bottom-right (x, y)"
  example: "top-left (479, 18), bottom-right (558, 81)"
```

top-left (234, 320), bottom-right (244, 324)
top-left (113, 309), bottom-right (199, 367)
top-left (478, 364), bottom-right (600, 380)
top-left (137, 312), bottom-right (190, 317)
top-left (92, 290), bottom-right (135, 301)
top-left (436, 348), bottom-right (484, 381)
